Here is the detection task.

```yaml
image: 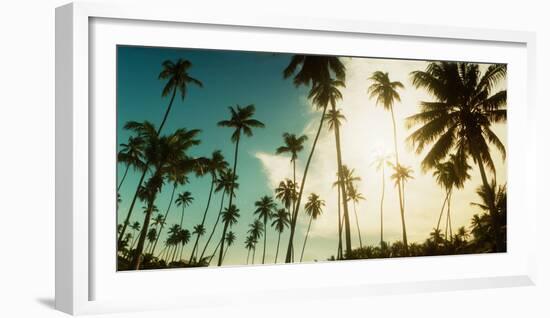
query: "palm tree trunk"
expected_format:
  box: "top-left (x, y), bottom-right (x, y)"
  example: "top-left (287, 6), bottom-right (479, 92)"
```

top-left (447, 191), bottom-right (453, 243)
top-left (247, 249), bottom-right (251, 265)
top-left (331, 104), bottom-right (352, 256)
top-left (190, 177), bottom-right (216, 263)
top-left (218, 136), bottom-right (240, 266)
top-left (274, 232), bottom-right (281, 263)
top-left (118, 88), bottom-right (177, 248)
top-left (207, 240), bottom-right (222, 266)
top-left (222, 245), bottom-right (230, 263)
top-left (199, 191), bottom-right (225, 261)
top-left (262, 216), bottom-right (267, 264)
top-left (474, 153), bottom-right (502, 251)
top-left (150, 184), bottom-right (177, 256)
top-left (117, 164), bottom-right (130, 191)
top-left (131, 197), bottom-right (157, 270)
top-left (179, 206), bottom-right (185, 227)
top-left (380, 167), bottom-right (385, 245)
top-left (336, 183), bottom-right (343, 259)
top-left (300, 216), bottom-right (314, 262)
top-left (252, 248), bottom-right (256, 264)
top-left (436, 191), bottom-right (450, 231)
top-left (285, 104), bottom-right (328, 263)
top-left (390, 107), bottom-right (408, 255)
top-left (353, 201), bottom-right (363, 249)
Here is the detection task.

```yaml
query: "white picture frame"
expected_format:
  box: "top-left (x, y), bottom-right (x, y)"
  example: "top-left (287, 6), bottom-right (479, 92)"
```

top-left (55, 1), bottom-right (537, 315)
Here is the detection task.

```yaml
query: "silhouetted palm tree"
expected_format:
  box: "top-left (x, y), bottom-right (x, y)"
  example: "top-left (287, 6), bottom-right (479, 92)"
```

top-left (271, 208), bottom-right (290, 264)
top-left (373, 152), bottom-right (392, 245)
top-left (276, 133), bottom-right (308, 221)
top-left (408, 62), bottom-right (506, 250)
top-left (129, 221), bottom-right (141, 249)
top-left (222, 231), bottom-right (236, 263)
top-left (254, 196), bottom-right (276, 264)
top-left (368, 71), bottom-right (407, 254)
top-left (347, 183), bottom-right (365, 249)
top-left (247, 220), bottom-right (263, 264)
top-left (390, 163), bottom-right (414, 254)
top-left (117, 136), bottom-right (145, 191)
top-left (217, 204), bottom-right (240, 266)
top-left (217, 105), bottom-right (264, 265)
top-left (283, 55), bottom-right (346, 264)
top-left (189, 150), bottom-right (228, 263)
top-left (190, 224), bottom-right (206, 261)
top-left (470, 181), bottom-right (507, 252)
top-left (275, 179), bottom-right (297, 223)
top-left (199, 170), bottom-right (238, 262)
top-left (145, 228), bottom-right (157, 253)
top-left (432, 154), bottom-right (470, 241)
top-left (118, 59), bottom-right (202, 246)
top-left (175, 191), bottom-right (193, 226)
top-left (285, 78), bottom-right (346, 263)
top-left (244, 235), bottom-right (256, 265)
top-left (300, 193), bottom-right (324, 262)
top-left (324, 105), bottom-right (353, 257)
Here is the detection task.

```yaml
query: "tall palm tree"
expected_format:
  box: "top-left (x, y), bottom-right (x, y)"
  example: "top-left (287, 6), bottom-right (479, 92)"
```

top-left (129, 221), bottom-right (141, 249)
top-left (373, 153), bottom-right (392, 245)
top-left (175, 191), bottom-right (193, 226)
top-left (275, 179), bottom-right (297, 223)
top-left (189, 150), bottom-right (228, 263)
top-left (190, 224), bottom-right (206, 261)
top-left (129, 124), bottom-right (201, 269)
top-left (276, 133), bottom-right (308, 221)
top-left (217, 204), bottom-right (240, 266)
top-left (408, 62), bottom-right (507, 251)
top-left (368, 71), bottom-right (407, 254)
top-left (117, 136), bottom-right (145, 191)
top-left (150, 172), bottom-right (187, 256)
top-left (432, 154), bottom-right (471, 241)
top-left (324, 105), bottom-right (353, 257)
top-left (247, 219), bottom-right (264, 264)
top-left (254, 196), bottom-right (276, 264)
top-left (244, 235), bottom-right (256, 265)
top-left (118, 60), bottom-right (202, 247)
top-left (347, 183), bottom-right (365, 249)
top-left (300, 193), bottom-right (325, 262)
top-left (176, 228), bottom-right (191, 262)
top-left (199, 170), bottom-right (238, 262)
top-left (271, 208), bottom-right (290, 264)
top-left (217, 105), bottom-right (264, 265)
top-left (282, 55), bottom-right (346, 264)
top-left (390, 163), bottom-right (414, 251)
top-left (145, 228), bottom-right (157, 253)
top-left (222, 231), bottom-right (236, 263)
top-left (166, 224), bottom-right (181, 262)
top-left (285, 78), bottom-right (346, 263)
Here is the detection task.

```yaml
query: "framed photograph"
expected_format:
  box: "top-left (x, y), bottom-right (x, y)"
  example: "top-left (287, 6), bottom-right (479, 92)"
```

top-left (56, 2), bottom-right (537, 315)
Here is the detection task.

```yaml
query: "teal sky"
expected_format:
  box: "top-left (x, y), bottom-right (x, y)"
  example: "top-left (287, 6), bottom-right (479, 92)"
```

top-left (117, 45), bottom-right (318, 265)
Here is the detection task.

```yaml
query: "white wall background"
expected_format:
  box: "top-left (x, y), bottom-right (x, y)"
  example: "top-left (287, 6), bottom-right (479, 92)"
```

top-left (0, 0), bottom-right (547, 317)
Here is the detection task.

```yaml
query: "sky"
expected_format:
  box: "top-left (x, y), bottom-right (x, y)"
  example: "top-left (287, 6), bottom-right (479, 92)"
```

top-left (117, 45), bottom-right (507, 266)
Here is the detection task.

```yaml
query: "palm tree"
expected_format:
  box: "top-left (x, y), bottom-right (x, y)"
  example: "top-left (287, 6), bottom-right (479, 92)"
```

top-left (254, 196), bottom-right (276, 264)
top-left (247, 220), bottom-right (264, 264)
top-left (408, 62), bottom-right (506, 250)
top-left (282, 55), bottom-right (346, 264)
top-left (300, 193), bottom-right (325, 262)
top-left (432, 154), bottom-right (471, 241)
top-left (368, 71), bottom-right (407, 254)
top-left (175, 191), bottom-right (193, 226)
top-left (275, 179), bottom-right (297, 223)
top-left (390, 163), bottom-right (414, 253)
top-left (199, 170), bottom-right (238, 262)
top-left (118, 59), bottom-right (202, 247)
top-left (285, 78), bottom-right (346, 263)
top-left (149, 172), bottom-right (188, 256)
top-left (271, 208), bottom-right (290, 263)
top-left (189, 150), bottom-right (228, 263)
top-left (129, 124), bottom-right (201, 269)
top-left (244, 235), bottom-right (256, 265)
top-left (117, 136), bottom-right (145, 191)
top-left (129, 221), bottom-right (141, 249)
top-left (324, 105), bottom-right (353, 257)
top-left (217, 204), bottom-right (240, 266)
top-left (470, 181), bottom-right (507, 252)
top-left (145, 228), bottom-right (157, 253)
top-left (190, 224), bottom-right (206, 261)
top-left (176, 228), bottom-right (191, 262)
top-left (347, 183), bottom-right (365, 249)
top-left (222, 231), bottom-right (236, 263)
top-left (217, 105), bottom-right (265, 265)
top-left (373, 152), bottom-right (392, 245)
top-left (276, 133), bottom-right (308, 220)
